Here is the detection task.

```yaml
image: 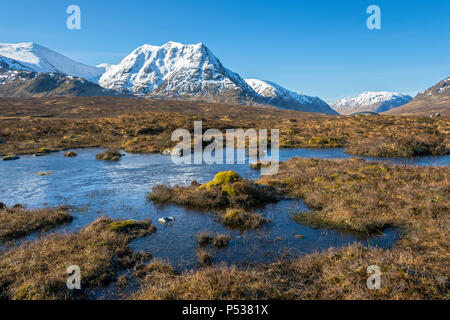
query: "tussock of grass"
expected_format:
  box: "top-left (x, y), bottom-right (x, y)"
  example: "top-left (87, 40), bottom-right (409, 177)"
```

top-left (197, 232), bottom-right (213, 245)
top-left (0, 205), bottom-right (73, 242)
top-left (213, 233), bottom-right (231, 248)
top-left (64, 151), bottom-right (77, 157)
top-left (0, 217), bottom-right (156, 300)
top-left (148, 171), bottom-right (278, 209)
top-left (218, 208), bottom-right (268, 229)
top-left (95, 149), bottom-right (122, 161)
top-left (197, 249), bottom-right (213, 267)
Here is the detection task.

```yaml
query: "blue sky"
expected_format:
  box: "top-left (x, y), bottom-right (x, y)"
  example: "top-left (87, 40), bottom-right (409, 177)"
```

top-left (0, 0), bottom-right (449, 102)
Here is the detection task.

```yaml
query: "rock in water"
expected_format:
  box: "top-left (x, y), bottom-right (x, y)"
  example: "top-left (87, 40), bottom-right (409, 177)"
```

top-left (158, 217), bottom-right (175, 224)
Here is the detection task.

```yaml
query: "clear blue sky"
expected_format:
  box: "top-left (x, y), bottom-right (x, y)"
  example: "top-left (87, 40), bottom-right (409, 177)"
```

top-left (0, 0), bottom-right (449, 102)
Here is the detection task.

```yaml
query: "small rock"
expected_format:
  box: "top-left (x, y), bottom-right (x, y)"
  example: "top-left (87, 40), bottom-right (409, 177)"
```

top-left (0, 137), bottom-right (7, 144)
top-left (162, 148), bottom-right (183, 157)
top-left (158, 217), bottom-right (175, 224)
top-left (12, 204), bottom-right (23, 210)
top-left (294, 234), bottom-right (305, 239)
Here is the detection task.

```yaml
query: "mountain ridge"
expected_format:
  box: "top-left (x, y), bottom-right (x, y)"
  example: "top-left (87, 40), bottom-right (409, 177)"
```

top-left (331, 91), bottom-right (413, 115)
top-left (383, 77), bottom-right (450, 116)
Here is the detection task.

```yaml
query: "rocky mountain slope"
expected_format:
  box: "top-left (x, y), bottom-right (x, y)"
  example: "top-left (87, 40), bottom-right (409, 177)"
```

top-left (331, 91), bottom-right (412, 115)
top-left (0, 56), bottom-right (120, 98)
top-left (383, 77), bottom-right (450, 116)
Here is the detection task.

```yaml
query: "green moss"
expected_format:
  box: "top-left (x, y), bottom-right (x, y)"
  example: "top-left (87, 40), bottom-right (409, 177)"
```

top-left (200, 171), bottom-right (242, 196)
top-left (108, 220), bottom-right (137, 231)
top-left (14, 284), bottom-right (38, 300)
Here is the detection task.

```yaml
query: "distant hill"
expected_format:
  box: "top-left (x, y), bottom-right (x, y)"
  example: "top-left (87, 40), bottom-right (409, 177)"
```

top-left (0, 60), bottom-right (121, 98)
top-left (331, 91), bottom-right (412, 115)
top-left (383, 77), bottom-right (449, 116)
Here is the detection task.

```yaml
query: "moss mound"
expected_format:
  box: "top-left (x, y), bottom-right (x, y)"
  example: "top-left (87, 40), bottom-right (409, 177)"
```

top-left (200, 171), bottom-right (242, 196)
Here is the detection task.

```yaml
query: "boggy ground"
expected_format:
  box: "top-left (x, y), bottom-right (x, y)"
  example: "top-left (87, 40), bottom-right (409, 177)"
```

top-left (134, 158), bottom-right (449, 300)
top-left (0, 97), bottom-right (448, 157)
top-left (0, 204), bottom-right (73, 242)
top-left (0, 217), bottom-right (156, 300)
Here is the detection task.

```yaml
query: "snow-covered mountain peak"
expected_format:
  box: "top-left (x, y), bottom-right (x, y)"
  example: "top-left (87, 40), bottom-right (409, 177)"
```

top-left (98, 41), bottom-right (251, 97)
top-left (331, 91), bottom-right (413, 114)
top-left (0, 42), bottom-right (104, 82)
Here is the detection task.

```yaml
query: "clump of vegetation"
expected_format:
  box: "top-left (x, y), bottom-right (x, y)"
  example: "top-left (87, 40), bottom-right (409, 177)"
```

top-left (218, 208), bottom-right (268, 229)
top-left (0, 205), bottom-right (73, 242)
top-left (306, 137), bottom-right (346, 148)
top-left (213, 233), bottom-right (231, 248)
top-left (95, 149), bottom-right (123, 161)
top-left (133, 259), bottom-right (173, 279)
top-left (197, 232), bottom-right (213, 245)
top-left (148, 171), bottom-right (278, 209)
top-left (38, 172), bottom-right (53, 176)
top-left (249, 161), bottom-right (272, 170)
top-left (2, 154), bottom-right (19, 161)
top-left (64, 151), bottom-right (77, 157)
top-left (346, 136), bottom-right (448, 157)
top-left (197, 249), bottom-right (213, 267)
top-left (108, 219), bottom-right (156, 237)
top-left (199, 171), bottom-right (242, 196)
top-left (0, 217), bottom-right (156, 299)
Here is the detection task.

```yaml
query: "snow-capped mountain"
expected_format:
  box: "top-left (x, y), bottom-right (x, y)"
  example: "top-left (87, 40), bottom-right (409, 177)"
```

top-left (99, 41), bottom-right (258, 102)
top-left (0, 42), bottom-right (104, 82)
top-left (245, 79), bottom-right (338, 115)
top-left (331, 91), bottom-right (413, 115)
top-left (0, 41), bottom-right (337, 114)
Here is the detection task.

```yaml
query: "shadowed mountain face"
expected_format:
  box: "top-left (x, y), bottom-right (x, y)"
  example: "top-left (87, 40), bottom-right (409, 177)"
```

top-left (384, 77), bottom-right (450, 116)
top-left (0, 69), bottom-right (122, 98)
top-left (245, 79), bottom-right (338, 115)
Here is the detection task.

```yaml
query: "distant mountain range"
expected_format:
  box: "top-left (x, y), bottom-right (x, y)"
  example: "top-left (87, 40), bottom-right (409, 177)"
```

top-left (0, 42), bottom-right (447, 116)
top-left (0, 42), bottom-right (336, 114)
top-left (331, 91), bottom-right (413, 115)
top-left (383, 77), bottom-right (450, 116)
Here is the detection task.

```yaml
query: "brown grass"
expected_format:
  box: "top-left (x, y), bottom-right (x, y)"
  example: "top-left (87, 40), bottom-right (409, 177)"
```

top-left (217, 208), bottom-right (268, 229)
top-left (0, 205), bottom-right (73, 242)
top-left (0, 217), bottom-right (156, 300)
top-left (148, 180), bottom-right (278, 210)
top-left (134, 158), bottom-right (449, 300)
top-left (0, 97), bottom-right (448, 158)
